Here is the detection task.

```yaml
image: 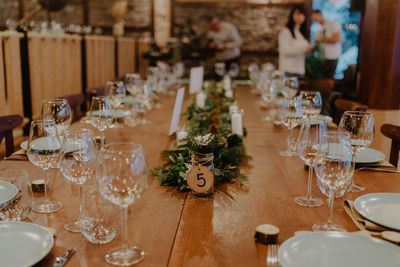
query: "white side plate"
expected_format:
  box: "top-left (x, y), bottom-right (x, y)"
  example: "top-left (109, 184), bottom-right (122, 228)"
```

top-left (354, 193), bottom-right (400, 231)
top-left (0, 221), bottom-right (54, 267)
top-left (279, 232), bottom-right (400, 267)
top-left (0, 180), bottom-right (18, 205)
top-left (355, 148), bottom-right (385, 163)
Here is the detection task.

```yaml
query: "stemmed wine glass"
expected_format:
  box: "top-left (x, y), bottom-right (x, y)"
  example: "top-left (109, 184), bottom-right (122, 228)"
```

top-left (215, 62), bottom-right (226, 78)
top-left (299, 91), bottom-right (322, 119)
top-left (313, 131), bottom-right (353, 231)
top-left (261, 80), bottom-right (277, 121)
top-left (338, 111), bottom-right (375, 192)
top-left (41, 98), bottom-right (72, 138)
top-left (279, 97), bottom-right (303, 156)
top-left (27, 119), bottom-right (63, 213)
top-left (296, 120), bottom-right (327, 207)
top-left (125, 73), bottom-right (141, 96)
top-left (248, 62), bottom-right (260, 88)
top-left (97, 142), bottom-right (148, 266)
top-left (59, 128), bottom-right (97, 232)
top-left (229, 63), bottom-right (240, 79)
top-left (89, 96), bottom-right (113, 148)
top-left (106, 81), bottom-right (126, 109)
top-left (282, 77), bottom-right (299, 99)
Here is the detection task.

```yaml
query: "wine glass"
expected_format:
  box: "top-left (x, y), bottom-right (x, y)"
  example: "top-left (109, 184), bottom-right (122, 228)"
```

top-left (261, 80), bottom-right (277, 121)
top-left (97, 142), bottom-right (148, 266)
top-left (248, 62), bottom-right (260, 87)
top-left (41, 98), bottom-right (72, 139)
top-left (279, 97), bottom-right (303, 157)
top-left (229, 63), bottom-right (240, 79)
top-left (282, 77), bottom-right (299, 99)
top-left (299, 91), bottom-right (322, 119)
top-left (59, 128), bottom-right (97, 232)
top-left (313, 131), bottom-right (353, 231)
top-left (26, 119), bottom-right (63, 213)
top-left (125, 73), bottom-right (141, 96)
top-left (106, 81), bottom-right (126, 108)
top-left (296, 120), bottom-right (327, 207)
top-left (89, 96), bottom-right (113, 148)
top-left (338, 111), bottom-right (375, 192)
top-left (215, 62), bottom-right (226, 77)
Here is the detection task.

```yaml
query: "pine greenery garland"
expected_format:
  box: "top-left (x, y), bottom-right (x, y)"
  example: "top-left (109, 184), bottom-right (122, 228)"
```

top-left (153, 81), bottom-right (251, 191)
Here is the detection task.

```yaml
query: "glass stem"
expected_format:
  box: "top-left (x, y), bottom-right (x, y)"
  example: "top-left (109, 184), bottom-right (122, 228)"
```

top-left (78, 184), bottom-right (84, 223)
top-left (350, 152), bottom-right (357, 186)
top-left (100, 130), bottom-right (105, 148)
top-left (287, 127), bottom-right (294, 151)
top-left (306, 165), bottom-right (314, 202)
top-left (327, 188), bottom-right (335, 224)
top-left (121, 206), bottom-right (129, 249)
top-left (43, 168), bottom-right (50, 204)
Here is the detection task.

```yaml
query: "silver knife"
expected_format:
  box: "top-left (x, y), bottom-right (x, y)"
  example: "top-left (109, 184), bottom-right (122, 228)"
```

top-left (53, 248), bottom-right (76, 267)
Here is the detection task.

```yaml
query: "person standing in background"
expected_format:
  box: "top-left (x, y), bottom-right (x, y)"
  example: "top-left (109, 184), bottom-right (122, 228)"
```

top-left (206, 16), bottom-right (242, 74)
top-left (278, 5), bottom-right (313, 78)
top-left (311, 10), bottom-right (342, 79)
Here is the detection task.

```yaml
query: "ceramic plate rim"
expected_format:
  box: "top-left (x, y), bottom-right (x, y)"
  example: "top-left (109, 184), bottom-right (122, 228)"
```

top-left (278, 231), bottom-right (400, 267)
top-left (0, 221), bottom-right (54, 267)
top-left (21, 138), bottom-right (80, 153)
top-left (354, 193), bottom-right (400, 231)
top-left (355, 148), bottom-right (385, 163)
top-left (0, 180), bottom-right (18, 205)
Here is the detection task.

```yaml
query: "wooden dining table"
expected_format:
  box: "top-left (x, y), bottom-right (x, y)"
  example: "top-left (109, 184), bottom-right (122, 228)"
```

top-left (2, 85), bottom-right (400, 267)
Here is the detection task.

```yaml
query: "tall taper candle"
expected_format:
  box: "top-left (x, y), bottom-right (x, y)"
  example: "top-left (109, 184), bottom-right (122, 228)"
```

top-left (231, 112), bottom-right (243, 135)
top-left (196, 92), bottom-right (206, 108)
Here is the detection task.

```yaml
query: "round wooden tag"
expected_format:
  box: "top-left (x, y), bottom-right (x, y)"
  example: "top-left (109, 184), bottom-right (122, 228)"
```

top-left (186, 165), bottom-right (214, 194)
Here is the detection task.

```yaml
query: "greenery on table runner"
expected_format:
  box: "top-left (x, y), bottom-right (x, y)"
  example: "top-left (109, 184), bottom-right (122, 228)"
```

top-left (153, 81), bottom-right (251, 191)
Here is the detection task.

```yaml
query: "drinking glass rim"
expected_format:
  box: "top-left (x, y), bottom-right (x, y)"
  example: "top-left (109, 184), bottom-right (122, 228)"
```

top-left (343, 110), bottom-right (373, 116)
top-left (42, 98), bottom-right (68, 105)
top-left (324, 131), bottom-right (350, 138)
top-left (0, 169), bottom-right (28, 178)
top-left (102, 142), bottom-right (143, 153)
top-left (64, 127), bottom-right (94, 136)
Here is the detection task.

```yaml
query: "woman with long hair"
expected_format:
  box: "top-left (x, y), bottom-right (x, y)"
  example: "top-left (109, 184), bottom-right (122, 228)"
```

top-left (278, 5), bottom-right (312, 77)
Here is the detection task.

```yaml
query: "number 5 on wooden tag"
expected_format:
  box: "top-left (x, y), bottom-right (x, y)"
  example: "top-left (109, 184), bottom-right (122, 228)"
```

top-left (186, 165), bottom-right (214, 194)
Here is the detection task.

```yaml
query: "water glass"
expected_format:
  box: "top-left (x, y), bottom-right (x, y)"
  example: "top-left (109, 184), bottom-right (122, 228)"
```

top-left (41, 98), bottom-right (72, 138)
top-left (279, 97), bottom-right (303, 157)
top-left (313, 132), bottom-right (353, 231)
top-left (0, 170), bottom-right (32, 221)
top-left (89, 96), bottom-right (113, 148)
top-left (338, 111), bottom-right (375, 192)
top-left (299, 91), bottom-right (322, 119)
top-left (80, 179), bottom-right (120, 244)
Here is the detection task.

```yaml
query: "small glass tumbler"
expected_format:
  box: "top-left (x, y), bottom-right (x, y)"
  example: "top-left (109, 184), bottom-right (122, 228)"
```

top-left (0, 170), bottom-right (32, 221)
top-left (80, 180), bottom-right (120, 244)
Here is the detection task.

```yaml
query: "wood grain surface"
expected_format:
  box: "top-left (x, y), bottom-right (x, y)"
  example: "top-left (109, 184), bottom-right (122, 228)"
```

top-left (1, 86), bottom-right (399, 267)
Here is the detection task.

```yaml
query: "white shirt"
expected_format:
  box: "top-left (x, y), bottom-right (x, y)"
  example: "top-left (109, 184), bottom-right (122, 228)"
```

top-left (315, 20), bottom-right (342, 59)
top-left (278, 27), bottom-right (309, 75)
top-left (207, 22), bottom-right (242, 61)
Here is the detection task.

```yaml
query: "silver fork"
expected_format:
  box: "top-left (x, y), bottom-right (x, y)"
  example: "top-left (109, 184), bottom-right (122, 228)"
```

top-left (266, 244), bottom-right (280, 266)
top-left (53, 248), bottom-right (76, 267)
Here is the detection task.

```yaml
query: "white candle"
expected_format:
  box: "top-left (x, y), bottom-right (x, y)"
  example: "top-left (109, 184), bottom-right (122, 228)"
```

top-left (196, 92), bottom-right (206, 108)
top-left (231, 112), bottom-right (243, 136)
top-left (229, 104), bottom-right (238, 114)
top-left (225, 89), bottom-right (233, 98)
top-left (223, 75), bottom-right (231, 91)
top-left (177, 130), bottom-right (188, 146)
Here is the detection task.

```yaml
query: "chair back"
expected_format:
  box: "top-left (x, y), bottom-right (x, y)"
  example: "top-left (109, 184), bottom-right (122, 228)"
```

top-left (381, 124), bottom-right (400, 166)
top-left (0, 114), bottom-right (23, 156)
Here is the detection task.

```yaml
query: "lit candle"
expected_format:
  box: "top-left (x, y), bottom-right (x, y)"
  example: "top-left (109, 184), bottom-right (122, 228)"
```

top-left (196, 92), bottom-right (206, 108)
top-left (225, 89), bottom-right (233, 98)
top-left (176, 129), bottom-right (188, 146)
top-left (231, 112), bottom-right (243, 136)
top-left (229, 104), bottom-right (238, 114)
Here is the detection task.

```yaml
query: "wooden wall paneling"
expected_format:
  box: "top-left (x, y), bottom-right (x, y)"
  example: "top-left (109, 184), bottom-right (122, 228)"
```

top-left (117, 37), bottom-right (136, 77)
top-left (2, 31), bottom-right (24, 116)
top-left (0, 35), bottom-right (6, 116)
top-left (358, 0), bottom-right (400, 109)
top-left (107, 38), bottom-right (116, 82)
top-left (53, 36), bottom-right (64, 98)
top-left (27, 33), bottom-right (43, 119)
top-left (40, 36), bottom-right (53, 101)
top-left (138, 36), bottom-right (150, 78)
top-left (72, 36), bottom-right (83, 95)
top-left (63, 38), bottom-right (72, 95)
top-left (85, 37), bottom-right (93, 89)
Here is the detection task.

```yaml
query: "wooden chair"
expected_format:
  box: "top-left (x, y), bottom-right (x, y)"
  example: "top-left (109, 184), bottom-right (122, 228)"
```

top-left (0, 114), bottom-right (24, 157)
top-left (334, 99), bottom-right (368, 124)
top-left (63, 94), bottom-right (85, 122)
top-left (381, 124), bottom-right (400, 166)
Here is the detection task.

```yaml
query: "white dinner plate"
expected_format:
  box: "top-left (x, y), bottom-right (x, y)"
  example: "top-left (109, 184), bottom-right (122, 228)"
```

top-left (279, 232), bottom-right (400, 267)
top-left (21, 138), bottom-right (81, 153)
top-left (0, 180), bottom-right (18, 205)
top-left (355, 148), bottom-right (385, 163)
top-left (354, 193), bottom-right (400, 231)
top-left (122, 96), bottom-right (138, 105)
top-left (309, 115), bottom-right (333, 125)
top-left (86, 109), bottom-right (131, 119)
top-left (0, 221), bottom-right (54, 267)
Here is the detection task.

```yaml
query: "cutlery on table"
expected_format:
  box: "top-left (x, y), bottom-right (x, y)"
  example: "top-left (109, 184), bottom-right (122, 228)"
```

top-left (53, 248), bottom-right (75, 267)
top-left (266, 244), bottom-right (280, 266)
